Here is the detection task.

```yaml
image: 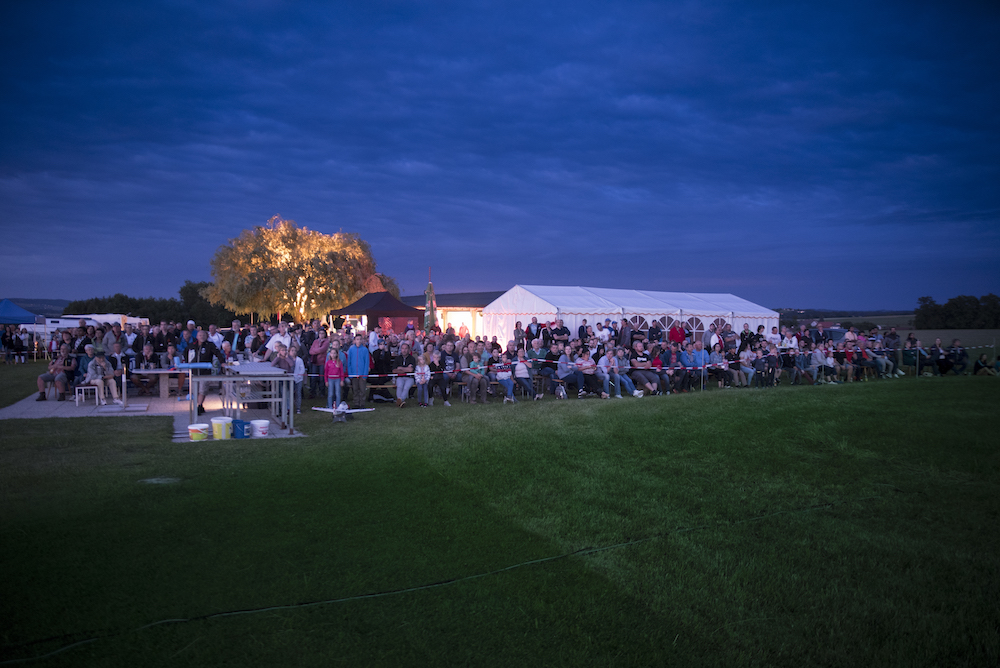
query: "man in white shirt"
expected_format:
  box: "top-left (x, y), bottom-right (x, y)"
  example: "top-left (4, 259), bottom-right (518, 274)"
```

top-left (596, 322), bottom-right (611, 343)
top-left (368, 326), bottom-right (381, 352)
top-left (265, 321), bottom-right (292, 355)
top-left (766, 327), bottom-right (782, 348)
top-left (207, 324), bottom-right (224, 348)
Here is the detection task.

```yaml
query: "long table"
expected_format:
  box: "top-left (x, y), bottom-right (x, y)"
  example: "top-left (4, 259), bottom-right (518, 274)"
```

top-left (188, 364), bottom-right (294, 432)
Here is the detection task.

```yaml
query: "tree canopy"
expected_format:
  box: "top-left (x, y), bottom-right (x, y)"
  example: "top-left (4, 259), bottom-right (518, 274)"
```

top-left (204, 216), bottom-right (397, 321)
top-left (914, 294), bottom-right (1000, 329)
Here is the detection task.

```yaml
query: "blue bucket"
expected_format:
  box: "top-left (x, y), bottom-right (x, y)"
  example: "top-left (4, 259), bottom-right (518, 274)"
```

top-left (232, 419), bottom-right (252, 439)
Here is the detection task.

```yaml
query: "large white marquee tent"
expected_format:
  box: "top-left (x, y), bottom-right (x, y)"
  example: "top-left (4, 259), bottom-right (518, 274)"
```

top-left (482, 285), bottom-right (780, 343)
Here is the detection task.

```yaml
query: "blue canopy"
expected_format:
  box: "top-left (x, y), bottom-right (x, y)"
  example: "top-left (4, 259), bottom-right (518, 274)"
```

top-left (0, 299), bottom-right (40, 325)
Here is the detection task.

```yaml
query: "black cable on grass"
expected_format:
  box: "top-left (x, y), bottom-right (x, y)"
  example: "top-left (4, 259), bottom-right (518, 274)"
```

top-left (0, 494), bottom-right (888, 665)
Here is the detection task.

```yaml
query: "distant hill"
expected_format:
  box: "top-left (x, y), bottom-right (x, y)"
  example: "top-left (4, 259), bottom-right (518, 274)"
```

top-left (6, 298), bottom-right (71, 318)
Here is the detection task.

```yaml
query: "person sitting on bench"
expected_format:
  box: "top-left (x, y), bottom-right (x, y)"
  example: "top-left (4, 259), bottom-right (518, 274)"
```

top-left (83, 350), bottom-right (122, 405)
top-left (36, 343), bottom-right (77, 401)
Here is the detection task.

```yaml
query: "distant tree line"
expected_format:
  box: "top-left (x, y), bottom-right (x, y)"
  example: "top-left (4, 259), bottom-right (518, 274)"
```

top-left (64, 281), bottom-right (239, 326)
top-left (914, 294), bottom-right (1000, 329)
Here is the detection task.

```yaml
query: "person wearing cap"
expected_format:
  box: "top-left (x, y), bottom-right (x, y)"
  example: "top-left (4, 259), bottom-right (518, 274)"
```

top-left (82, 350), bottom-right (123, 405)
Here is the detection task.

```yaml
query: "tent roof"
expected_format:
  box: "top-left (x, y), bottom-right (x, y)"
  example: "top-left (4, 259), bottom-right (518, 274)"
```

top-left (0, 299), bottom-right (40, 325)
top-left (330, 292), bottom-right (425, 318)
top-left (483, 285), bottom-right (778, 319)
top-left (400, 291), bottom-right (506, 309)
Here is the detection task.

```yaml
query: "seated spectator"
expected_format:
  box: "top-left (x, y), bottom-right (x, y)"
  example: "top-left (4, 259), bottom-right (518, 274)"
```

top-left (576, 348), bottom-right (607, 398)
top-left (726, 347), bottom-right (748, 387)
top-left (739, 345), bottom-right (757, 386)
top-left (557, 345), bottom-right (587, 398)
top-left (780, 330), bottom-right (799, 350)
top-left (779, 347), bottom-right (801, 385)
top-left (613, 347), bottom-right (642, 397)
top-left (83, 351), bottom-right (122, 405)
top-left (973, 354), bottom-right (997, 376)
top-left (629, 341), bottom-right (659, 396)
top-left (929, 338), bottom-right (952, 376)
top-left (812, 344), bottom-right (838, 384)
top-left (709, 343), bottom-right (730, 388)
top-left (133, 343), bottom-right (161, 395)
top-left (682, 341), bottom-right (710, 388)
top-left (462, 348), bottom-right (489, 404)
top-left (832, 343), bottom-right (853, 382)
top-left (76, 345), bottom-right (97, 385)
top-left (766, 326), bottom-right (782, 348)
top-left (36, 343), bottom-right (78, 401)
top-left (947, 339), bottom-right (968, 375)
top-left (513, 349), bottom-right (535, 399)
top-left (852, 344), bottom-right (878, 381)
top-left (494, 352), bottom-right (517, 403)
top-left (795, 341), bottom-right (817, 384)
top-left (871, 341), bottom-right (897, 378)
top-left (392, 343), bottom-right (416, 408)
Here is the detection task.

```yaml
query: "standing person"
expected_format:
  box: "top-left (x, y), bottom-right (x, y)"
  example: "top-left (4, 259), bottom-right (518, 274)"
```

top-left (513, 321), bottom-right (526, 351)
top-left (414, 354), bottom-right (432, 406)
top-left (667, 321), bottom-right (687, 347)
top-left (189, 329), bottom-right (226, 415)
top-left (346, 334), bottom-right (370, 410)
top-left (289, 345), bottom-right (306, 414)
top-left (308, 329), bottom-right (330, 398)
top-left (324, 341), bottom-right (346, 409)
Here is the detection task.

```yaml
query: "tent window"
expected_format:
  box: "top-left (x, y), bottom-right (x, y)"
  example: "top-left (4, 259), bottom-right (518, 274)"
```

top-left (685, 317), bottom-right (705, 338)
top-left (628, 315), bottom-right (649, 332)
top-left (712, 317), bottom-right (727, 331)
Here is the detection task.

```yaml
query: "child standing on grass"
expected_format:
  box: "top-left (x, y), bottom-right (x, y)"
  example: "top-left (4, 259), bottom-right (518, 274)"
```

top-left (325, 343), bottom-right (346, 408)
top-left (289, 345), bottom-right (305, 414)
top-left (414, 354), bottom-right (431, 406)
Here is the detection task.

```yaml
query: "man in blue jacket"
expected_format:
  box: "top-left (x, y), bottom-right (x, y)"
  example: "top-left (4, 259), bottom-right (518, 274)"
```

top-left (682, 341), bottom-right (711, 389)
top-left (346, 334), bottom-right (371, 409)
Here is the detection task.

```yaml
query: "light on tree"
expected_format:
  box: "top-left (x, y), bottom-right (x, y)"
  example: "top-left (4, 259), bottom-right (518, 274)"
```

top-left (204, 216), bottom-right (397, 321)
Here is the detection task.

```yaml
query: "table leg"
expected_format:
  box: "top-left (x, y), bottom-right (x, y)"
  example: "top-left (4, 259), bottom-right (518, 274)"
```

top-left (160, 374), bottom-right (170, 399)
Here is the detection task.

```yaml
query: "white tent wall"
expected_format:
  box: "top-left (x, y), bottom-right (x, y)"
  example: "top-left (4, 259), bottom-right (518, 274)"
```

top-left (482, 285), bottom-right (779, 343)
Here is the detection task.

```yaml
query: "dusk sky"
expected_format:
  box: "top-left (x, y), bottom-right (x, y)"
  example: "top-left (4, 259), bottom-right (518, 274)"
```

top-left (3, 1), bottom-right (999, 311)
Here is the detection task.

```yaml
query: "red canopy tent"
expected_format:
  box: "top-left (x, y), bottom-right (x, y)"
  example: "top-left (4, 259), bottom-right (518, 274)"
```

top-left (330, 292), bottom-right (424, 335)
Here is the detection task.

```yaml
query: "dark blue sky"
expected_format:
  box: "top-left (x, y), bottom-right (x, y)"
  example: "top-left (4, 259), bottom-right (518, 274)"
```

top-left (3, 1), bottom-right (998, 310)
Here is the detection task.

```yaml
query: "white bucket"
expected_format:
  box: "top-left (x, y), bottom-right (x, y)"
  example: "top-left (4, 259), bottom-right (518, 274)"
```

top-left (250, 419), bottom-right (270, 438)
top-left (188, 423), bottom-right (210, 441)
top-left (211, 416), bottom-right (233, 440)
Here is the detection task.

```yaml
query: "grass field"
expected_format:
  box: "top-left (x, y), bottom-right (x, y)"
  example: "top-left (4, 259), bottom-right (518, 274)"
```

top-left (1, 369), bottom-right (998, 666)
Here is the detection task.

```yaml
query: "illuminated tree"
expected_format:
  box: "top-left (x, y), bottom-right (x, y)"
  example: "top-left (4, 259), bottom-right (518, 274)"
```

top-left (205, 216), bottom-right (396, 321)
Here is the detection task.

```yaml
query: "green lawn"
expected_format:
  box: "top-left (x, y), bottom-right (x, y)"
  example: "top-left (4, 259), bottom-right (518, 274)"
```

top-left (1, 375), bottom-right (998, 666)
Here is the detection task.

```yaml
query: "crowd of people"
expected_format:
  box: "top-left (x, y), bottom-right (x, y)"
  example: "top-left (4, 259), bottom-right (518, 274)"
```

top-left (30, 315), bottom-right (999, 411)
